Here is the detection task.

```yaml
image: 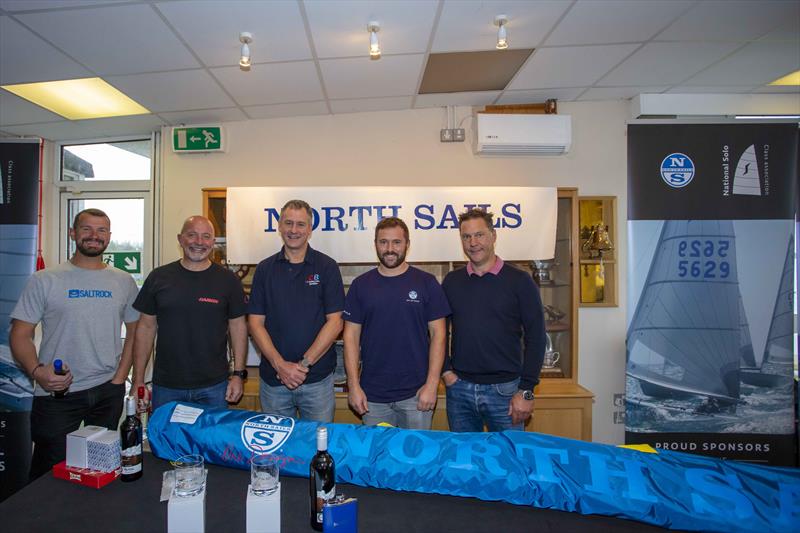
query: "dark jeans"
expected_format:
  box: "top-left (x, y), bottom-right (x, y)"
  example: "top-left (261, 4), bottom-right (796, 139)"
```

top-left (30, 380), bottom-right (125, 480)
top-left (151, 380), bottom-right (229, 411)
top-left (445, 377), bottom-right (523, 432)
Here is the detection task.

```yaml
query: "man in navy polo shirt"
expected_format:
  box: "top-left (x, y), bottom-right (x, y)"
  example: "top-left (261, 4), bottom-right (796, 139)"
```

top-left (247, 200), bottom-right (344, 422)
top-left (343, 217), bottom-right (449, 430)
top-left (442, 208), bottom-right (546, 432)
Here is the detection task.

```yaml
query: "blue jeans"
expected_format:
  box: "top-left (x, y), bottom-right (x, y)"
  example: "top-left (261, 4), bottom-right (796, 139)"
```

top-left (151, 380), bottom-right (229, 411)
top-left (363, 396), bottom-right (432, 430)
top-left (259, 373), bottom-right (334, 422)
top-left (445, 377), bottom-right (523, 432)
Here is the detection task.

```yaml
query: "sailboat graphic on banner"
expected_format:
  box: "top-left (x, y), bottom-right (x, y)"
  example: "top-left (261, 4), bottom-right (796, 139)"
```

top-left (627, 220), bottom-right (741, 407)
top-left (732, 145), bottom-right (762, 196)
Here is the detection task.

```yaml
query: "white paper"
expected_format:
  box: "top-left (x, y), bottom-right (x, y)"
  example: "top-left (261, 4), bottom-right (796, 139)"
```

top-left (170, 404), bottom-right (204, 425)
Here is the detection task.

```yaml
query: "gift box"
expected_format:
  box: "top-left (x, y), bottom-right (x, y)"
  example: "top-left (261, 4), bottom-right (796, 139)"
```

top-left (86, 430), bottom-right (121, 472)
top-left (52, 461), bottom-right (120, 489)
top-left (65, 425), bottom-right (107, 468)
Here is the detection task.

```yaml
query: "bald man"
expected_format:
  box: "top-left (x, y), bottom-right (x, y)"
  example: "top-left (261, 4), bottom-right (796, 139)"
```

top-left (132, 216), bottom-right (248, 410)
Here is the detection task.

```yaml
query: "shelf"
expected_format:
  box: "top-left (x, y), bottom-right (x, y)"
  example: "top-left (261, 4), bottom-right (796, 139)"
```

top-left (579, 258), bottom-right (616, 265)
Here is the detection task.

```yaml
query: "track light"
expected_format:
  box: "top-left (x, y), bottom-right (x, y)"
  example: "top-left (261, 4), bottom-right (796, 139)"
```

top-left (368, 22), bottom-right (381, 60)
top-left (239, 32), bottom-right (252, 71)
top-left (494, 15), bottom-right (508, 50)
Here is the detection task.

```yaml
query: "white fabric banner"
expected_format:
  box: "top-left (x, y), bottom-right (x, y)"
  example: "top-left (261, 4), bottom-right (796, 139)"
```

top-left (226, 187), bottom-right (557, 264)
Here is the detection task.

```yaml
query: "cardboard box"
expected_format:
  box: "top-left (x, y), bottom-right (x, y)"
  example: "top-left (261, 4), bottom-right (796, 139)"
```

top-left (65, 425), bottom-right (107, 468)
top-left (86, 430), bottom-right (121, 472)
top-left (52, 461), bottom-right (120, 489)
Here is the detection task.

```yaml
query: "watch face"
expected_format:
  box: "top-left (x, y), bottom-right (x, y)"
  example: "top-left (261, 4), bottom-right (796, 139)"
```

top-left (233, 369), bottom-right (248, 379)
top-left (520, 390), bottom-right (534, 400)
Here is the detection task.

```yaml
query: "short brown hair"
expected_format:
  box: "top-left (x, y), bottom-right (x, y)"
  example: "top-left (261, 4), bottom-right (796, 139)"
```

top-left (458, 208), bottom-right (494, 231)
top-left (280, 199), bottom-right (313, 221)
top-left (374, 217), bottom-right (409, 241)
top-left (72, 208), bottom-right (110, 231)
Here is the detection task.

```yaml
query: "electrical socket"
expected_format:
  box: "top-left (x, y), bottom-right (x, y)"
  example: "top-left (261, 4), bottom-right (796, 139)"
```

top-left (453, 128), bottom-right (465, 142)
top-left (440, 128), bottom-right (453, 142)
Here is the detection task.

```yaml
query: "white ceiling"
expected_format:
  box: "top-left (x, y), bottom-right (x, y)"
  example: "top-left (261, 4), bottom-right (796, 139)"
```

top-left (0, 0), bottom-right (798, 141)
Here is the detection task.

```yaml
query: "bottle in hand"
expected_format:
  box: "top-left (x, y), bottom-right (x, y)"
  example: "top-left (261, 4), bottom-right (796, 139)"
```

top-left (52, 358), bottom-right (67, 398)
top-left (120, 396), bottom-right (143, 482)
top-left (309, 426), bottom-right (335, 531)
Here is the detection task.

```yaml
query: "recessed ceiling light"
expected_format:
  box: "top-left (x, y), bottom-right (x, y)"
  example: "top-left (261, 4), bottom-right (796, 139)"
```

top-left (769, 70), bottom-right (800, 86)
top-left (368, 21), bottom-right (381, 60)
top-left (239, 32), bottom-right (253, 71)
top-left (1, 77), bottom-right (149, 120)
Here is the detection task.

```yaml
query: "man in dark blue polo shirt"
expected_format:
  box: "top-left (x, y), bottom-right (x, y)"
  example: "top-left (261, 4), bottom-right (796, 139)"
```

top-left (442, 208), bottom-right (546, 432)
top-left (247, 200), bottom-right (344, 422)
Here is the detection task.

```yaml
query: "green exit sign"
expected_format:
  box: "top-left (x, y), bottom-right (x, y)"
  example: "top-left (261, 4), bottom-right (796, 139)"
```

top-left (102, 251), bottom-right (141, 274)
top-left (172, 126), bottom-right (225, 153)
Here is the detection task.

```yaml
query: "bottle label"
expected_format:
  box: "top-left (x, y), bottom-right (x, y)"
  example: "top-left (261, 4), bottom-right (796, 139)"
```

top-left (121, 444), bottom-right (142, 474)
top-left (315, 486), bottom-right (335, 523)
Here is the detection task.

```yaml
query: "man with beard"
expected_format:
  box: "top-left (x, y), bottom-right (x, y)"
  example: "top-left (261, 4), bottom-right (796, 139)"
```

top-left (343, 217), bottom-right (449, 429)
top-left (131, 215), bottom-right (247, 409)
top-left (10, 208), bottom-right (140, 478)
top-left (248, 200), bottom-right (344, 421)
top-left (441, 208), bottom-right (546, 432)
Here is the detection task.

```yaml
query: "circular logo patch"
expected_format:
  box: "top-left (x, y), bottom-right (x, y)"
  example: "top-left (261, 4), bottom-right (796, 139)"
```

top-left (660, 153), bottom-right (695, 188)
top-left (240, 414), bottom-right (295, 454)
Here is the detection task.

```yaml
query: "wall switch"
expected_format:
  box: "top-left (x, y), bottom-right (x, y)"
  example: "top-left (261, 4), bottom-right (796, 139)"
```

top-left (453, 128), bottom-right (465, 142)
top-left (440, 129), bottom-right (453, 142)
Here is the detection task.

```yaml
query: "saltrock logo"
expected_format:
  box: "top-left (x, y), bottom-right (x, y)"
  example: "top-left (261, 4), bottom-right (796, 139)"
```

top-left (240, 414), bottom-right (295, 454)
top-left (660, 153), bottom-right (695, 188)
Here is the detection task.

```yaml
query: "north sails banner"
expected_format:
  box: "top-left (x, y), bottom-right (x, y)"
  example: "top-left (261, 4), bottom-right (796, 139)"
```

top-left (0, 139), bottom-right (40, 501)
top-left (626, 123), bottom-right (798, 466)
top-left (149, 402), bottom-right (800, 533)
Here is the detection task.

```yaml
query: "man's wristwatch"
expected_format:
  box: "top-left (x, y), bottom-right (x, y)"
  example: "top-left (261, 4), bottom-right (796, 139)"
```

top-left (518, 389), bottom-right (534, 401)
top-left (231, 369), bottom-right (248, 379)
top-left (299, 358), bottom-right (312, 369)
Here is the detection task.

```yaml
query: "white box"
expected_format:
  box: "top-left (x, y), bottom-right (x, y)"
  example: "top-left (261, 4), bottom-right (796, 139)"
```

top-left (86, 431), bottom-right (121, 472)
top-left (66, 426), bottom-right (107, 468)
top-left (168, 486), bottom-right (206, 533)
top-left (246, 483), bottom-right (281, 533)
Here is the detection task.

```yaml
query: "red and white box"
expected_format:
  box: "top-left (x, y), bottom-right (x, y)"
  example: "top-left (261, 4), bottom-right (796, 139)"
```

top-left (52, 461), bottom-right (121, 489)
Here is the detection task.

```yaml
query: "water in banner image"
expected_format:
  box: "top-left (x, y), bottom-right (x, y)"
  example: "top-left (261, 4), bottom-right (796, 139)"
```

top-left (625, 220), bottom-right (795, 434)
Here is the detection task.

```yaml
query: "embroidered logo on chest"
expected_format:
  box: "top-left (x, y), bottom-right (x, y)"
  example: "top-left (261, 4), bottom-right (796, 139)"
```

top-left (406, 290), bottom-right (420, 303)
top-left (306, 274), bottom-right (320, 286)
top-left (198, 297), bottom-right (219, 304)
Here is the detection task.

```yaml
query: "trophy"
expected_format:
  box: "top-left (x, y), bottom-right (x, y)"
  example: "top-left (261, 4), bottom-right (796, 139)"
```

top-left (533, 259), bottom-right (557, 284)
top-left (543, 332), bottom-right (562, 370)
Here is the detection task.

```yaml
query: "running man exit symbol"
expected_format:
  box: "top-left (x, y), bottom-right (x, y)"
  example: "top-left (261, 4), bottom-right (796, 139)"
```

top-left (172, 126), bottom-right (225, 153)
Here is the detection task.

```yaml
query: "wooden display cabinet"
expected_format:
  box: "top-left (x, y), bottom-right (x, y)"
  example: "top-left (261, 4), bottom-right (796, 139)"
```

top-left (203, 187), bottom-right (593, 441)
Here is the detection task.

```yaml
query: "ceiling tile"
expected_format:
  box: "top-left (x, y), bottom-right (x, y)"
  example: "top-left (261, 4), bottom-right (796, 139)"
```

top-left (0, 1), bottom-right (126, 10)
top-left (91, 114), bottom-right (165, 137)
top-left (158, 107), bottom-right (248, 126)
top-left (105, 70), bottom-right (235, 112)
top-left (330, 96), bottom-right (411, 114)
top-left (414, 91), bottom-right (500, 108)
top-left (658, 0), bottom-right (796, 41)
top-left (752, 86), bottom-right (800, 94)
top-left (433, 1), bottom-right (569, 53)
top-left (545, 0), bottom-right (693, 46)
top-left (244, 101), bottom-right (329, 120)
top-left (0, 16), bottom-right (92, 84)
top-left (683, 41), bottom-right (800, 87)
top-left (212, 61), bottom-right (324, 106)
top-left (1, 114), bottom-right (162, 142)
top-left (155, 0), bottom-right (311, 66)
top-left (0, 89), bottom-right (64, 125)
top-left (578, 87), bottom-right (669, 101)
top-left (16, 4), bottom-right (200, 76)
top-left (320, 54), bottom-right (424, 99)
top-left (758, 18), bottom-right (800, 43)
top-left (305, 0), bottom-right (437, 58)
top-left (509, 44), bottom-right (639, 90)
top-left (666, 86), bottom-right (757, 94)
top-left (0, 120), bottom-right (93, 140)
top-left (497, 88), bottom-right (585, 104)
top-left (600, 42), bottom-right (740, 86)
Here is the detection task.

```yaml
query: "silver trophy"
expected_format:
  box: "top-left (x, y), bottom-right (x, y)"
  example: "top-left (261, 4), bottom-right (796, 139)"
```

top-left (533, 259), bottom-right (557, 284)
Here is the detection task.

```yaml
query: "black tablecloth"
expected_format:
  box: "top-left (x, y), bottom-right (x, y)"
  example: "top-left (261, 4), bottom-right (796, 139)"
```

top-left (0, 453), bottom-right (677, 532)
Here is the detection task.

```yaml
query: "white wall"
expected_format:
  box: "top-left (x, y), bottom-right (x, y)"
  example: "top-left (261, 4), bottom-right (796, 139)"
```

top-left (159, 100), bottom-right (630, 443)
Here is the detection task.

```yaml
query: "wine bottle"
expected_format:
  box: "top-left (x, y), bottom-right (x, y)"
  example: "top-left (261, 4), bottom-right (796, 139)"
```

top-left (309, 426), bottom-right (335, 531)
top-left (52, 358), bottom-right (67, 398)
top-left (136, 385), bottom-right (149, 440)
top-left (120, 396), bottom-right (143, 482)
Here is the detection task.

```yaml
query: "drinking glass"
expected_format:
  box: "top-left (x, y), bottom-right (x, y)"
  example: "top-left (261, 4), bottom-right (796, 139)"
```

top-left (173, 454), bottom-right (205, 497)
top-left (250, 454), bottom-right (279, 496)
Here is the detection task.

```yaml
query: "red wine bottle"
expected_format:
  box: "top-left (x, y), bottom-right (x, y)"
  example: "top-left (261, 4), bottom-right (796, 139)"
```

top-left (52, 358), bottom-right (67, 398)
top-left (309, 426), bottom-right (335, 531)
top-left (120, 396), bottom-right (143, 482)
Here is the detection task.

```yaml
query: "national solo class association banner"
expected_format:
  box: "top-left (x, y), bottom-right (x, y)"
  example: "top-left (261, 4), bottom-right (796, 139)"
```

top-left (0, 139), bottom-right (40, 500)
top-left (625, 123), bottom-right (798, 466)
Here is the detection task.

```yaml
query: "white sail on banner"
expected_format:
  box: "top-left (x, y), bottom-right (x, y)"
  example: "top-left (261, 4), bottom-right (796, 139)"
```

top-left (732, 145), bottom-right (762, 196)
top-left (227, 187), bottom-right (558, 265)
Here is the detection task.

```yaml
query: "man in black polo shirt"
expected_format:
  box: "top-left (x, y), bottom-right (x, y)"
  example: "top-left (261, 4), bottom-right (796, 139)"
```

top-left (247, 199), bottom-right (344, 421)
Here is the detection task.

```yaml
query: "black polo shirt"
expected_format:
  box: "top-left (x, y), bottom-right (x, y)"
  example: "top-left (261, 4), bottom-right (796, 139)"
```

top-left (247, 246), bottom-right (344, 385)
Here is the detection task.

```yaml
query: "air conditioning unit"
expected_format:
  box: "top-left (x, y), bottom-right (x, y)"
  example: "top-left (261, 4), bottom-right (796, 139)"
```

top-left (475, 114), bottom-right (572, 155)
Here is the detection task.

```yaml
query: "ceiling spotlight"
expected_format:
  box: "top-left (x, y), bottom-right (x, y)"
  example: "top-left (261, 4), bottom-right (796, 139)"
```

top-left (239, 32), bottom-right (253, 71)
top-left (368, 21), bottom-right (381, 60)
top-left (495, 15), bottom-right (508, 50)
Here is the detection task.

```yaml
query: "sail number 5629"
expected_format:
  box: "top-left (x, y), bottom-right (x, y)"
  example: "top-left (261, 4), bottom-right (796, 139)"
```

top-left (677, 239), bottom-right (731, 279)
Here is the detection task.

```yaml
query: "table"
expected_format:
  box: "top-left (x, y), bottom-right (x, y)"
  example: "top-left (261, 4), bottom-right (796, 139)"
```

top-left (1, 454), bottom-right (678, 532)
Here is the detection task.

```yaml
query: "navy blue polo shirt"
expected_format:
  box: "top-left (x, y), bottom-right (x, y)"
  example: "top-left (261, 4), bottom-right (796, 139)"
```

top-left (247, 246), bottom-right (344, 385)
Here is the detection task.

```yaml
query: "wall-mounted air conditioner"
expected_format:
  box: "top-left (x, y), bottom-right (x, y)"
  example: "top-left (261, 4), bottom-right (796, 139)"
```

top-left (475, 114), bottom-right (572, 155)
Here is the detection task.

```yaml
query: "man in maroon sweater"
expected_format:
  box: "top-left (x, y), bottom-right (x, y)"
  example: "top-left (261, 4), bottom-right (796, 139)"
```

top-left (441, 208), bottom-right (546, 432)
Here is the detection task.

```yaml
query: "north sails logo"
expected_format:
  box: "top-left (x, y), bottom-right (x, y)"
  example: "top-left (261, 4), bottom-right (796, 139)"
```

top-left (240, 414), bottom-right (295, 454)
top-left (406, 290), bottom-right (420, 303)
top-left (660, 153), bottom-right (695, 188)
